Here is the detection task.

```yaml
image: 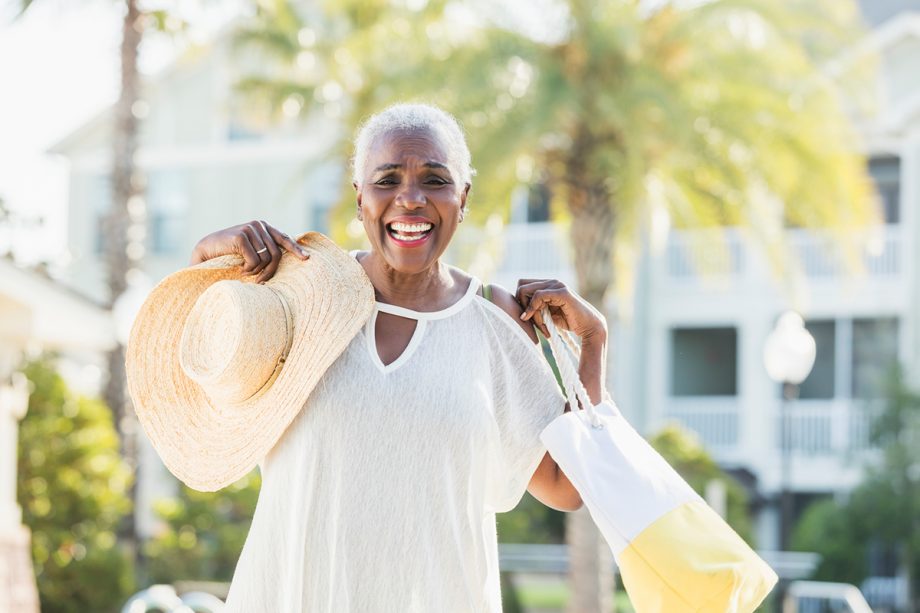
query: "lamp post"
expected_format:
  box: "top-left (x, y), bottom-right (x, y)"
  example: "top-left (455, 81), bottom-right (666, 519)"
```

top-left (0, 371), bottom-right (39, 612)
top-left (112, 273), bottom-right (152, 586)
top-left (763, 312), bottom-right (816, 550)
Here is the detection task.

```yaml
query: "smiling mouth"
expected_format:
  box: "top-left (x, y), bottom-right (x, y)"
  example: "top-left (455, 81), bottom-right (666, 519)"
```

top-left (386, 222), bottom-right (433, 245)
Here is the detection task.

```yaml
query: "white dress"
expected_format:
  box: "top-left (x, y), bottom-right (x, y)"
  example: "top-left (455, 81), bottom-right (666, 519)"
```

top-left (223, 265), bottom-right (566, 612)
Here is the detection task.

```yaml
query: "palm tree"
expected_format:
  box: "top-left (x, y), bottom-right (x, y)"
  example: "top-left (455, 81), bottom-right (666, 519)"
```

top-left (18, 0), bottom-right (146, 581)
top-left (234, 1), bottom-right (877, 609)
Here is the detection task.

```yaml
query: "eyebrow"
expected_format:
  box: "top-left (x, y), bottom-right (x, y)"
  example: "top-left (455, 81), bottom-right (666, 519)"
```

top-left (372, 161), bottom-right (450, 173)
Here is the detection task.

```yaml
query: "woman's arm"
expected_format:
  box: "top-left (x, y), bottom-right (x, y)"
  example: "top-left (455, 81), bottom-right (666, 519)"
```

top-left (486, 282), bottom-right (608, 512)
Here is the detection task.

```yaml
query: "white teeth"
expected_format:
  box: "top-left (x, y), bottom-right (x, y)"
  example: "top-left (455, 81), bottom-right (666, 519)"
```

top-left (390, 221), bottom-right (432, 233)
top-left (392, 232), bottom-right (423, 241)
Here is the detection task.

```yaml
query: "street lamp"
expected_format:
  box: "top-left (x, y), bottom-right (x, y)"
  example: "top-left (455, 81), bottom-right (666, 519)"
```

top-left (112, 273), bottom-right (152, 585)
top-left (763, 311), bottom-right (816, 550)
top-left (0, 370), bottom-right (39, 612)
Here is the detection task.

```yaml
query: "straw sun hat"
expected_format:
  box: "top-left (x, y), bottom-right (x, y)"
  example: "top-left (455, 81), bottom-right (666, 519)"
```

top-left (125, 231), bottom-right (375, 491)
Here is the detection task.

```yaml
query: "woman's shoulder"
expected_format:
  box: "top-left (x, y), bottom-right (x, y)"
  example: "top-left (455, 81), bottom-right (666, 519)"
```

top-left (473, 280), bottom-right (540, 346)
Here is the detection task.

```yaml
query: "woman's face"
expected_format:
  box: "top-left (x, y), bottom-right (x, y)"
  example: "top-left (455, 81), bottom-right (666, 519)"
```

top-left (354, 127), bottom-right (469, 274)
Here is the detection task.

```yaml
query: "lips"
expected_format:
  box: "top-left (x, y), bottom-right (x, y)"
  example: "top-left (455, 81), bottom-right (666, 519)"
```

top-left (385, 218), bottom-right (434, 247)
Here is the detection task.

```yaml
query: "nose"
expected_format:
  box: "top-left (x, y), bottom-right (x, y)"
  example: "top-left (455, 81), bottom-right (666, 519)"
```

top-left (395, 181), bottom-right (426, 209)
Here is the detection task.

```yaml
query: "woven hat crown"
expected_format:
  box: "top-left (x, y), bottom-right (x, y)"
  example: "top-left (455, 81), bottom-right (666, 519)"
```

top-left (178, 280), bottom-right (294, 405)
top-left (125, 231), bottom-right (375, 491)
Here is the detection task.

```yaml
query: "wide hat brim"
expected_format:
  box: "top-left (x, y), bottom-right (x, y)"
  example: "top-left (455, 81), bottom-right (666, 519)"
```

top-left (125, 231), bottom-right (375, 491)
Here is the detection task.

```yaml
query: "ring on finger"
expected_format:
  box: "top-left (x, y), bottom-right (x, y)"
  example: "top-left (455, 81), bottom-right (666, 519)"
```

top-left (256, 247), bottom-right (268, 254)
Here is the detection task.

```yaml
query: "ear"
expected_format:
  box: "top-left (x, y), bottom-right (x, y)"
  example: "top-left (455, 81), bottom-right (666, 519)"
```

top-left (459, 182), bottom-right (471, 222)
top-left (354, 182), bottom-right (363, 220)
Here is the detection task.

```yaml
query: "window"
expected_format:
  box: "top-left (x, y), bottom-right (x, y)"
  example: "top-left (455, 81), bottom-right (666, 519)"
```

top-left (799, 321), bottom-right (836, 400)
top-left (852, 318), bottom-right (899, 398)
top-left (226, 95), bottom-right (267, 142)
top-left (525, 182), bottom-right (551, 223)
top-left (509, 181), bottom-right (552, 224)
top-left (306, 162), bottom-right (342, 235)
top-left (92, 175), bottom-right (113, 255)
top-left (310, 199), bottom-right (333, 236)
top-left (670, 327), bottom-right (737, 396)
top-left (868, 157), bottom-right (900, 224)
top-left (147, 169), bottom-right (188, 255)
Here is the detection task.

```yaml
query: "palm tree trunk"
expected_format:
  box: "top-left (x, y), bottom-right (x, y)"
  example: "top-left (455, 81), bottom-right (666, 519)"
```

top-left (565, 169), bottom-right (617, 612)
top-left (103, 0), bottom-right (144, 581)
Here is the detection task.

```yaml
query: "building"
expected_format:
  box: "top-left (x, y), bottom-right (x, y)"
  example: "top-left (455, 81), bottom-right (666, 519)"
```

top-left (49, 31), bottom-right (343, 304)
top-left (493, 5), bottom-right (920, 581)
top-left (48, 31), bottom-right (345, 539)
top-left (50, 0), bottom-right (918, 576)
top-left (0, 257), bottom-right (115, 613)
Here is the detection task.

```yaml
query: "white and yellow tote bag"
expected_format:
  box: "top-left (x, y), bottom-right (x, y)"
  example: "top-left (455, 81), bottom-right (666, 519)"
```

top-left (538, 310), bottom-right (777, 613)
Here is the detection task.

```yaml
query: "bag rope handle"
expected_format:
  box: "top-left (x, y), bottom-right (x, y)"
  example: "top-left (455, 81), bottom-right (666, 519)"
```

top-left (540, 307), bottom-right (606, 429)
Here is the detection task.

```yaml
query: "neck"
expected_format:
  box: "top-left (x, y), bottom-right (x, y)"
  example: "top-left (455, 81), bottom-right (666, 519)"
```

top-left (361, 251), bottom-right (455, 309)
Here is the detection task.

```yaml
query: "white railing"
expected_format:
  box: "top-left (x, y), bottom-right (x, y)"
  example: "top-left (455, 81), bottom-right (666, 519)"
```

top-left (666, 229), bottom-right (745, 279)
top-left (777, 399), bottom-right (881, 456)
top-left (495, 222), bottom-right (572, 279)
top-left (663, 398), bottom-right (740, 449)
top-left (784, 581), bottom-right (873, 613)
top-left (660, 398), bottom-right (880, 457)
top-left (663, 225), bottom-right (902, 282)
top-left (787, 226), bottom-right (901, 278)
top-left (487, 223), bottom-right (902, 286)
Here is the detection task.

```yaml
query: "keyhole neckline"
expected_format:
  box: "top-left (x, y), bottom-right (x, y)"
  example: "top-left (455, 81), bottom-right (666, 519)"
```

top-left (349, 250), bottom-right (482, 321)
top-left (363, 279), bottom-right (480, 374)
top-left (374, 276), bottom-right (481, 320)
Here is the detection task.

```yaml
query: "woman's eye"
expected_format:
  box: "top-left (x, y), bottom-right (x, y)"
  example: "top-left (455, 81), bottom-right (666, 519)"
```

top-left (425, 177), bottom-right (449, 185)
top-left (375, 177), bottom-right (398, 185)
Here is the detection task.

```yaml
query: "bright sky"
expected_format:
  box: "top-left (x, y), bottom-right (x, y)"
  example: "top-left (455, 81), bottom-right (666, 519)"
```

top-left (0, 0), bottom-right (245, 265)
top-left (0, 1), bottom-right (119, 264)
top-left (0, 0), bottom-right (571, 266)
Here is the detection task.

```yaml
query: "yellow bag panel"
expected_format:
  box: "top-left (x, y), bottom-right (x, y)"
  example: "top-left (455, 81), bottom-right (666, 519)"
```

top-left (618, 500), bottom-right (778, 613)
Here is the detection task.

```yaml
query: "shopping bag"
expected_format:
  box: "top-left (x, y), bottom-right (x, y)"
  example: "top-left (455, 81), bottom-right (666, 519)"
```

top-left (537, 308), bottom-right (778, 612)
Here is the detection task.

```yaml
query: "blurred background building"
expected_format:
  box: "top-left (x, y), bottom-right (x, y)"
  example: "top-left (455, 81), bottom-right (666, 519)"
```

top-left (4, 0), bottom-right (914, 610)
top-left (0, 259), bottom-right (113, 612)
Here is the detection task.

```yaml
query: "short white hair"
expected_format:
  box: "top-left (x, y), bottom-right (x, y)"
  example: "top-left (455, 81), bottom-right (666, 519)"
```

top-left (351, 103), bottom-right (475, 187)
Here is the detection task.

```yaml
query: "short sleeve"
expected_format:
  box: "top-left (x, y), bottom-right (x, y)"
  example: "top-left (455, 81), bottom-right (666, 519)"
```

top-left (482, 306), bottom-right (567, 513)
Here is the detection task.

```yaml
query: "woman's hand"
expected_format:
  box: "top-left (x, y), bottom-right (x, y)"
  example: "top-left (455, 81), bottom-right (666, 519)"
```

top-left (515, 278), bottom-right (607, 343)
top-left (517, 279), bottom-right (609, 407)
top-left (190, 220), bottom-right (310, 283)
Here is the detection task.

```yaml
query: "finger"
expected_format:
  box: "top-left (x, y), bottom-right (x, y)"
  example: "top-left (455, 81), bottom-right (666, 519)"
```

top-left (234, 232), bottom-right (261, 274)
top-left (516, 278), bottom-right (556, 285)
top-left (242, 223), bottom-right (272, 273)
top-left (264, 224), bottom-right (310, 260)
top-left (515, 278), bottom-right (563, 298)
top-left (521, 288), bottom-right (566, 322)
top-left (515, 280), bottom-right (555, 311)
top-left (516, 281), bottom-right (565, 317)
top-left (254, 221), bottom-right (283, 283)
top-left (530, 306), bottom-right (551, 338)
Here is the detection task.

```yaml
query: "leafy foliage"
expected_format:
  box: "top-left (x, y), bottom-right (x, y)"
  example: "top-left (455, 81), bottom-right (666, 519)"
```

top-left (17, 357), bottom-right (135, 613)
top-left (792, 364), bottom-right (920, 603)
top-left (143, 470), bottom-right (261, 584)
top-left (650, 425), bottom-right (753, 542)
top-left (497, 492), bottom-right (566, 544)
top-left (233, 0), bottom-right (877, 298)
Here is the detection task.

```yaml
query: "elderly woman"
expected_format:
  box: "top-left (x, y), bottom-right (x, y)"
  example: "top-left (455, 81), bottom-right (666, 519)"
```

top-left (190, 103), bottom-right (608, 612)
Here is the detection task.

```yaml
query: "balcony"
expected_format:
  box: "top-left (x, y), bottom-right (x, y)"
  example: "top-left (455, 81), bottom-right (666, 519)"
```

top-left (662, 225), bottom-right (902, 283)
top-left (777, 399), bottom-right (881, 456)
top-left (488, 222), bottom-right (574, 288)
top-left (484, 222), bottom-right (902, 295)
top-left (660, 397), bottom-right (880, 462)
top-left (663, 397), bottom-right (741, 451)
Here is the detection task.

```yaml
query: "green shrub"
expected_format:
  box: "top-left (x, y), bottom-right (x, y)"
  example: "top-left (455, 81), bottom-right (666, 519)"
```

top-left (17, 357), bottom-right (135, 613)
top-left (650, 425), bottom-right (753, 542)
top-left (143, 470), bottom-right (260, 584)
